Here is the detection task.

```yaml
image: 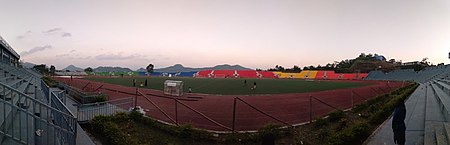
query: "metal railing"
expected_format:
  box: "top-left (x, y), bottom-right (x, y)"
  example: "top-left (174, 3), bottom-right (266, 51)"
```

top-left (0, 81), bottom-right (77, 145)
top-left (77, 97), bottom-right (134, 122)
top-left (41, 80), bottom-right (77, 145)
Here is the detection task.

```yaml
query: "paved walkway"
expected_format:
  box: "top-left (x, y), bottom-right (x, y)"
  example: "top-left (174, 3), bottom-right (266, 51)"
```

top-left (365, 84), bottom-right (426, 145)
top-left (51, 88), bottom-right (96, 145)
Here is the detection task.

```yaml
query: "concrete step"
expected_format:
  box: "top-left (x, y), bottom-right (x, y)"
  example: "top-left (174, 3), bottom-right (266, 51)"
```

top-left (430, 84), bottom-right (450, 121)
top-left (426, 86), bottom-right (446, 122)
top-left (425, 122), bottom-right (439, 145)
top-left (435, 124), bottom-right (449, 145)
top-left (415, 135), bottom-right (424, 145)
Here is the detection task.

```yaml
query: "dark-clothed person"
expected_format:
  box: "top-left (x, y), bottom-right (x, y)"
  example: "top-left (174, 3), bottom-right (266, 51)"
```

top-left (392, 100), bottom-right (406, 145)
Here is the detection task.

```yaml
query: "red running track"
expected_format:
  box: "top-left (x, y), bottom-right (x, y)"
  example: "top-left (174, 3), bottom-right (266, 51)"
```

top-left (54, 77), bottom-right (406, 132)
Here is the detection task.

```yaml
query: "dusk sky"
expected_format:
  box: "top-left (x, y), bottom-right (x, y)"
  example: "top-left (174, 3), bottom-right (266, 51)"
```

top-left (1, 0), bottom-right (449, 70)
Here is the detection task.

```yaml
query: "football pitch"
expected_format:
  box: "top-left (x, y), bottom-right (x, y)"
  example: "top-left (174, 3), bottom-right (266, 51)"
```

top-left (84, 77), bottom-right (369, 95)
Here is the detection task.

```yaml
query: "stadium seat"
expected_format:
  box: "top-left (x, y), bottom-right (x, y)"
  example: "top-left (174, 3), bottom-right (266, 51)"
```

top-left (237, 70), bottom-right (258, 78)
top-left (212, 70), bottom-right (235, 78)
top-left (195, 70), bottom-right (213, 78)
top-left (315, 71), bottom-right (325, 79)
top-left (257, 71), bottom-right (276, 78)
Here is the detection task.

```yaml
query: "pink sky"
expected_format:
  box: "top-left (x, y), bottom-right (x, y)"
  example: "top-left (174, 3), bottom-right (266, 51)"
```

top-left (1, 0), bottom-right (449, 70)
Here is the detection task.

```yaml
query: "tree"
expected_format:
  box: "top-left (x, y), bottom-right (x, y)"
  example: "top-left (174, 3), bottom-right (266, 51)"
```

top-left (33, 64), bottom-right (48, 75)
top-left (84, 67), bottom-right (93, 73)
top-left (49, 65), bottom-right (56, 75)
top-left (146, 64), bottom-right (154, 74)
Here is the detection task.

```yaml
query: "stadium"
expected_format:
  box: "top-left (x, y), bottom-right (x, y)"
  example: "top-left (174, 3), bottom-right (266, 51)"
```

top-left (2, 33), bottom-right (450, 144)
top-left (1, 1), bottom-right (450, 145)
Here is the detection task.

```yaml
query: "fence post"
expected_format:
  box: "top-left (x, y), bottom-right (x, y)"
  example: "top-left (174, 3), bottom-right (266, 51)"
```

top-left (309, 95), bottom-right (312, 123)
top-left (175, 99), bottom-right (178, 125)
top-left (351, 91), bottom-right (354, 109)
top-left (232, 97), bottom-right (237, 133)
top-left (134, 88), bottom-right (138, 108)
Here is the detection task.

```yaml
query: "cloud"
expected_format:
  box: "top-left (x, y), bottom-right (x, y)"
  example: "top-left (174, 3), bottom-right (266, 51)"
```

top-left (43, 28), bottom-right (62, 34)
top-left (16, 30), bottom-right (32, 39)
top-left (95, 53), bottom-right (141, 60)
top-left (61, 32), bottom-right (72, 37)
top-left (69, 49), bottom-right (76, 53)
top-left (42, 28), bottom-right (72, 38)
top-left (20, 45), bottom-right (53, 56)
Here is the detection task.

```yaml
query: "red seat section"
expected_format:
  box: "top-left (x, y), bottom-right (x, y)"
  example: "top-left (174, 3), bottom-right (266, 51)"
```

top-left (358, 73), bottom-right (368, 79)
top-left (196, 70), bottom-right (212, 78)
top-left (324, 71), bottom-right (338, 79)
top-left (315, 71), bottom-right (325, 79)
top-left (237, 70), bottom-right (258, 78)
top-left (213, 70), bottom-right (235, 78)
top-left (342, 74), bottom-right (356, 80)
top-left (257, 71), bottom-right (276, 78)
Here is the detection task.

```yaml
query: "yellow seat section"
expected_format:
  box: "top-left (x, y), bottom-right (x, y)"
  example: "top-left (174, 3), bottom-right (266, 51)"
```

top-left (272, 72), bottom-right (283, 78)
top-left (298, 71), bottom-right (309, 78)
top-left (279, 73), bottom-right (302, 78)
top-left (306, 71), bottom-right (318, 79)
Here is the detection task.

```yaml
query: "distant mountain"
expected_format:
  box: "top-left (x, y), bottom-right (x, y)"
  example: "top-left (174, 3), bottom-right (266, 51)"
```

top-left (154, 64), bottom-right (251, 73)
top-left (136, 68), bottom-right (147, 72)
top-left (20, 62), bottom-right (36, 68)
top-left (94, 66), bottom-right (133, 72)
top-left (63, 65), bottom-right (84, 72)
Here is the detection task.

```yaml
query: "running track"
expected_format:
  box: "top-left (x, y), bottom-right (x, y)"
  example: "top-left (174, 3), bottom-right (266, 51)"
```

top-left (54, 77), bottom-right (405, 132)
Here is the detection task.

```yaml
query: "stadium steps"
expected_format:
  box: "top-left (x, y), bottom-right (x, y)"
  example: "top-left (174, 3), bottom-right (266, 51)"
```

top-left (424, 83), bottom-right (450, 145)
top-left (430, 83), bottom-right (450, 121)
top-left (0, 76), bottom-right (37, 144)
top-left (403, 84), bottom-right (426, 145)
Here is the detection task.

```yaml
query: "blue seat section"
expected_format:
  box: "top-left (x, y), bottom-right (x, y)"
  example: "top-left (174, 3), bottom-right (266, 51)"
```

top-left (178, 71), bottom-right (197, 77)
top-left (365, 65), bottom-right (450, 83)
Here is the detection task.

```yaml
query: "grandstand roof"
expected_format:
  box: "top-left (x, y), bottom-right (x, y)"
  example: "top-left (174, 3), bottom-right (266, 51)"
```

top-left (0, 35), bottom-right (20, 59)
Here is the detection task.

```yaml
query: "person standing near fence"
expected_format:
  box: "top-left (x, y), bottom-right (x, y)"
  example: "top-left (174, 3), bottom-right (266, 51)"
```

top-left (133, 79), bottom-right (136, 87)
top-left (392, 100), bottom-right (406, 145)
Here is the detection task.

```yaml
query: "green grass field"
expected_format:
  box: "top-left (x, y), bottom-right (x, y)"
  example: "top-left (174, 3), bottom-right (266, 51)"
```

top-left (84, 77), bottom-right (369, 95)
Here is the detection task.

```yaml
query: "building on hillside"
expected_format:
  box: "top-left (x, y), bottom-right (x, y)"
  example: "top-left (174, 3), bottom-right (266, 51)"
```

top-left (374, 54), bottom-right (386, 61)
top-left (0, 35), bottom-right (20, 66)
top-left (402, 61), bottom-right (421, 66)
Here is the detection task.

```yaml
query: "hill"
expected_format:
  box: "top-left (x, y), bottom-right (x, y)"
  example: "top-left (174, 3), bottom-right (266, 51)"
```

top-left (94, 66), bottom-right (133, 72)
top-left (20, 62), bottom-right (36, 68)
top-left (154, 64), bottom-right (251, 73)
top-left (63, 65), bottom-right (84, 72)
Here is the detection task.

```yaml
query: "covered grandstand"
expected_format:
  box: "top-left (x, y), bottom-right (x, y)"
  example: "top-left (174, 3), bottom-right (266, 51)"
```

top-left (0, 36), bottom-right (19, 66)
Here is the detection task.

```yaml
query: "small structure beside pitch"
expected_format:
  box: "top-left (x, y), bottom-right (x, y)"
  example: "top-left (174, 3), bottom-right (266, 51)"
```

top-left (164, 80), bottom-right (184, 96)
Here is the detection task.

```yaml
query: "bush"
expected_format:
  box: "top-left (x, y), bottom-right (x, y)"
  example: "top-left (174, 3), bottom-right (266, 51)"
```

top-left (326, 122), bottom-right (370, 145)
top-left (43, 76), bottom-right (58, 87)
top-left (90, 115), bottom-right (138, 145)
top-left (313, 118), bottom-right (327, 128)
top-left (258, 124), bottom-right (283, 138)
top-left (94, 94), bottom-right (107, 102)
top-left (328, 110), bottom-right (345, 122)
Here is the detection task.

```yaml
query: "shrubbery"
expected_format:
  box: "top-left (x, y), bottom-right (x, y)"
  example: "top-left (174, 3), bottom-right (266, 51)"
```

top-left (323, 83), bottom-right (418, 145)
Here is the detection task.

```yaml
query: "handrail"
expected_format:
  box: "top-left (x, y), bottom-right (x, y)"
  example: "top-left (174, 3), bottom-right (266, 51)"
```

top-left (352, 90), bottom-right (368, 101)
top-left (0, 81), bottom-right (74, 117)
top-left (137, 90), bottom-right (177, 124)
top-left (175, 98), bottom-right (233, 131)
top-left (82, 82), bottom-right (91, 91)
top-left (311, 96), bottom-right (340, 110)
top-left (235, 97), bottom-right (291, 126)
top-left (80, 97), bottom-right (133, 107)
top-left (42, 80), bottom-right (76, 117)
